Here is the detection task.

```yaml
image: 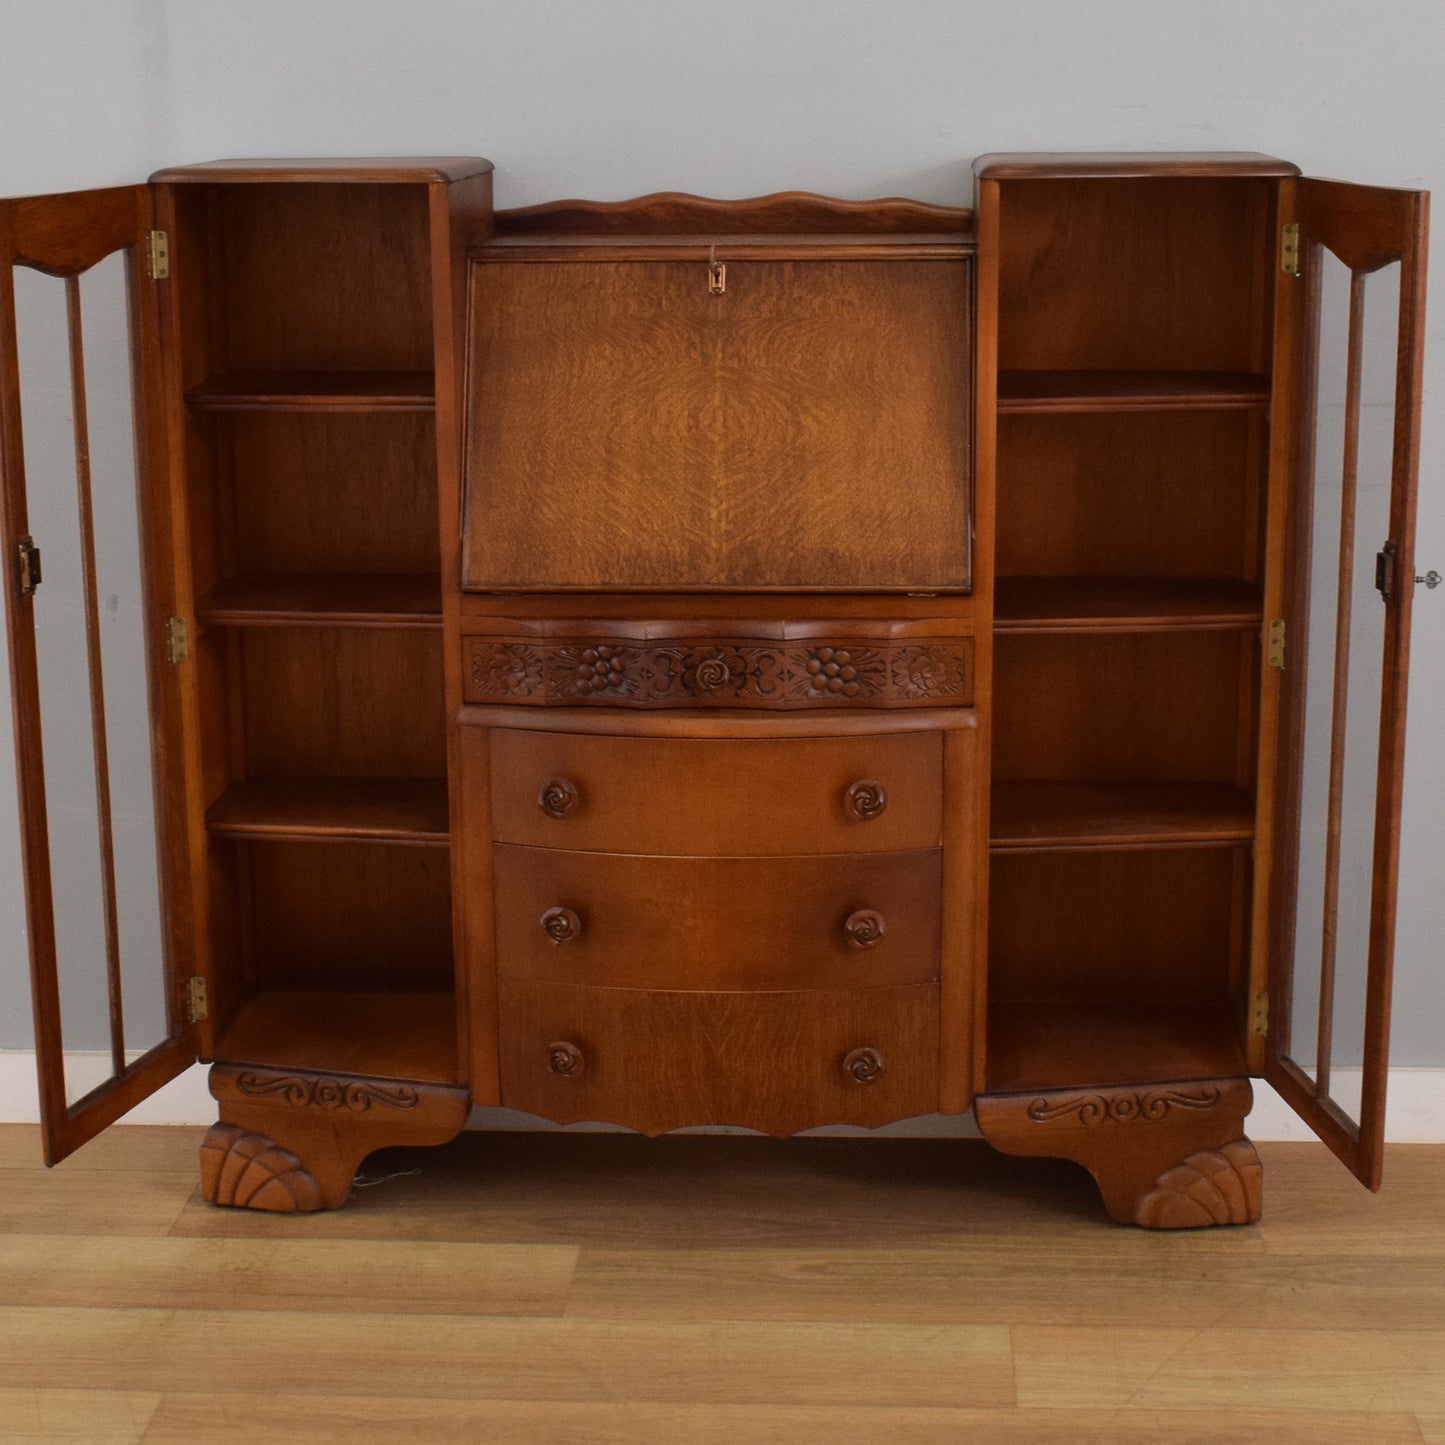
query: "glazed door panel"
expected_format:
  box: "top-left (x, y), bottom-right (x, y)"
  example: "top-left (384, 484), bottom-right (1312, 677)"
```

top-left (1267, 178), bottom-right (1428, 1187)
top-left (0, 186), bottom-right (195, 1163)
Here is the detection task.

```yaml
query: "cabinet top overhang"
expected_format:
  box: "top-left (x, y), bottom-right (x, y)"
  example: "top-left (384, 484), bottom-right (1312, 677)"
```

top-left (149, 157), bottom-right (495, 184)
top-left (974, 152), bottom-right (1300, 180)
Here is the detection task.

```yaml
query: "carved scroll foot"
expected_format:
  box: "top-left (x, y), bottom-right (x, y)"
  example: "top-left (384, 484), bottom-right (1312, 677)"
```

top-left (201, 1064), bottom-right (470, 1213)
top-left (975, 1078), bottom-right (1262, 1229)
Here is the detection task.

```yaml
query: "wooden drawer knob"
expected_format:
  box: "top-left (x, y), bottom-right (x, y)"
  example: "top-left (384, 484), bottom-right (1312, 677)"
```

top-left (538, 777), bottom-right (579, 818)
top-left (846, 779), bottom-right (888, 820)
top-left (548, 1041), bottom-right (585, 1077)
top-left (541, 906), bottom-right (582, 943)
top-left (842, 908), bottom-right (886, 949)
top-left (843, 1047), bottom-right (885, 1084)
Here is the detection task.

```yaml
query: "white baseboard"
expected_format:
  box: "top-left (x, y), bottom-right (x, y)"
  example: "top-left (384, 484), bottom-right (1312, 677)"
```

top-left (1, 1053), bottom-right (1441, 1141)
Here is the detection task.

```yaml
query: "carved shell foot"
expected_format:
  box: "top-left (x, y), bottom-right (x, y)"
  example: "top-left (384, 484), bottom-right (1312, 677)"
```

top-left (1133, 1138), bottom-right (1263, 1229)
top-left (199, 1123), bottom-right (323, 1213)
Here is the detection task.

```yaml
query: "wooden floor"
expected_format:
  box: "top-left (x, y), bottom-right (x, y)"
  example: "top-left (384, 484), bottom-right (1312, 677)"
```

top-left (0, 1126), bottom-right (1442, 1443)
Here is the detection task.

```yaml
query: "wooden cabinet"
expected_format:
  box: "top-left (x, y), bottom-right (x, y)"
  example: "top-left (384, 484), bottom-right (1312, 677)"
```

top-left (0, 152), bottom-right (1427, 1227)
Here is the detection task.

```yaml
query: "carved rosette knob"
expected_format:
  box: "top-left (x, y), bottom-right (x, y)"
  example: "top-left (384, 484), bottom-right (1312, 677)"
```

top-left (843, 1047), bottom-right (885, 1084)
top-left (843, 909), bottom-right (886, 949)
top-left (547, 1041), bottom-right (585, 1077)
top-left (846, 779), bottom-right (888, 820)
top-left (538, 777), bottom-right (579, 818)
top-left (541, 906), bottom-right (582, 943)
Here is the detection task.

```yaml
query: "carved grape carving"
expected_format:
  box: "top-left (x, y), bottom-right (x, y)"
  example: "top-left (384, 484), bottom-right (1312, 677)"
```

top-left (842, 1047), bottom-right (885, 1084)
top-left (846, 779), bottom-right (888, 820)
top-left (538, 776), bottom-right (579, 818)
top-left (803, 646), bottom-right (878, 699)
top-left (541, 906), bottom-right (582, 943)
top-left (548, 1041), bottom-right (585, 1077)
top-left (843, 909), bottom-right (886, 949)
top-left (466, 636), bottom-right (971, 708)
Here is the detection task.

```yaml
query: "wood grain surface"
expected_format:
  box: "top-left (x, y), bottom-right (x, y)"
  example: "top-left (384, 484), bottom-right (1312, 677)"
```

top-left (492, 189), bottom-right (974, 236)
top-left (990, 779), bottom-right (1255, 850)
top-left (992, 630), bottom-right (1251, 783)
top-left (242, 839), bottom-right (455, 991)
top-left (497, 981), bottom-right (941, 1134)
top-left (206, 776), bottom-right (449, 844)
top-left (994, 410), bottom-right (1263, 580)
top-left (994, 576), bottom-right (1262, 632)
top-left (492, 846), bottom-right (941, 990)
top-left (994, 177), bottom-right (1272, 373)
top-left (210, 990), bottom-right (458, 1082)
top-left (464, 258), bottom-right (970, 590)
top-left (1, 1126), bottom-right (1443, 1440)
top-left (489, 726), bottom-right (945, 855)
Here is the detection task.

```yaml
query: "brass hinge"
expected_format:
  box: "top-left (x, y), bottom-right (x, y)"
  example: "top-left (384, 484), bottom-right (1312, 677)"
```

top-left (1251, 991), bottom-right (1269, 1037)
top-left (145, 229), bottom-right (170, 280)
top-left (16, 536), bottom-right (41, 596)
top-left (1266, 618), bottom-right (1286, 669)
top-left (164, 615), bottom-right (188, 663)
top-left (1280, 222), bottom-right (1300, 277)
top-left (186, 976), bottom-right (208, 1024)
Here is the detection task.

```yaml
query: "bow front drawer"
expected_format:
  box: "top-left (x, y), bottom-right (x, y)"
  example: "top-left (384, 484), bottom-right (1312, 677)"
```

top-left (498, 979), bottom-right (940, 1136)
top-left (493, 845), bottom-right (941, 990)
top-left (489, 728), bottom-right (943, 856)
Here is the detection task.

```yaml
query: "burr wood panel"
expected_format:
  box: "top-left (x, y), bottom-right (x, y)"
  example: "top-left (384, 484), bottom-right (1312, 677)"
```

top-left (463, 257), bottom-right (971, 591)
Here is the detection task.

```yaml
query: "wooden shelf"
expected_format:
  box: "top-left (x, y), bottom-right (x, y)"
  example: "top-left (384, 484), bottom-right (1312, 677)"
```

top-left (186, 371), bottom-right (436, 412)
top-left (996, 370), bottom-right (1271, 413)
top-left (986, 994), bottom-right (1248, 1093)
top-left (991, 781), bottom-right (1254, 852)
top-left (207, 777), bottom-right (450, 845)
top-left (213, 988), bottom-right (458, 1084)
top-left (994, 576), bottom-right (1262, 633)
top-left (198, 573), bottom-right (443, 629)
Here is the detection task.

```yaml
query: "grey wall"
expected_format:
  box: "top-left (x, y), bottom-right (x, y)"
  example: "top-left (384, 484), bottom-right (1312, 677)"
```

top-left (1, 0), bottom-right (1442, 1068)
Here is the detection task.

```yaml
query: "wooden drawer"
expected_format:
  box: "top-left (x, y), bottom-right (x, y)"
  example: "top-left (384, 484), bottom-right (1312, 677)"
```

top-left (490, 729), bottom-right (943, 855)
top-left (493, 846), bottom-right (940, 990)
top-left (498, 979), bottom-right (940, 1135)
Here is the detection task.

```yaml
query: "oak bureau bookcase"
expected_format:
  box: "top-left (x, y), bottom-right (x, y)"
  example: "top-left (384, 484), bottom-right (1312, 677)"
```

top-left (0, 153), bottom-right (1427, 1226)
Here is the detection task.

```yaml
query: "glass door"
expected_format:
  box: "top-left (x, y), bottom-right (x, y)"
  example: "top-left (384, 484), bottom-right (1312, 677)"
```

top-left (0, 185), bottom-right (195, 1162)
top-left (1267, 179), bottom-right (1428, 1187)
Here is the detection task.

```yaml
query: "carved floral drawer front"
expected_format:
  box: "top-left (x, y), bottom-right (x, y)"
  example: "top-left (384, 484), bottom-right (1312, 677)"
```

top-left (465, 635), bottom-right (974, 709)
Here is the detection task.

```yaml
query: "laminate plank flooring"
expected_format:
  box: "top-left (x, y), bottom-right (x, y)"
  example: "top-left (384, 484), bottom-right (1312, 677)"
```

top-left (1, 1125), bottom-right (1442, 1443)
top-left (136, 1398), bottom-right (1427, 1445)
top-left (0, 1389), bottom-right (160, 1445)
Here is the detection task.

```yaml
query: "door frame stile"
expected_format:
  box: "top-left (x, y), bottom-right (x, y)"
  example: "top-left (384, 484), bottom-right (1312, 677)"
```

top-left (0, 184), bottom-right (197, 1163)
top-left (1265, 179), bottom-right (1429, 1188)
top-left (0, 202), bottom-right (71, 1160)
